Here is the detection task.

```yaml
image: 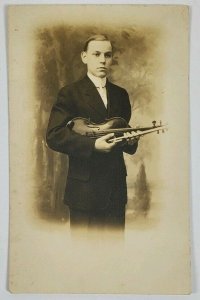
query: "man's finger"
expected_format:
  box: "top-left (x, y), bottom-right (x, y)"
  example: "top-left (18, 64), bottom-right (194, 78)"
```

top-left (100, 133), bottom-right (115, 141)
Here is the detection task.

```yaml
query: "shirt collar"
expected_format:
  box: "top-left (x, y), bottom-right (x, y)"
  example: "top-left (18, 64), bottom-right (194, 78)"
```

top-left (87, 72), bottom-right (107, 88)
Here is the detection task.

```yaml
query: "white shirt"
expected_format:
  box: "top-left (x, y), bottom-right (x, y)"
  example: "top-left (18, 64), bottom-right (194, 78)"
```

top-left (87, 72), bottom-right (108, 108)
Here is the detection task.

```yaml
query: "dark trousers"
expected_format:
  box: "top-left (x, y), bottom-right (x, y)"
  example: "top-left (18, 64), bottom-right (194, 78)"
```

top-left (70, 201), bottom-right (125, 231)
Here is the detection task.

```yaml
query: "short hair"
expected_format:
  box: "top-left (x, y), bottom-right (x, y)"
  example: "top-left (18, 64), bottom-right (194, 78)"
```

top-left (83, 34), bottom-right (112, 51)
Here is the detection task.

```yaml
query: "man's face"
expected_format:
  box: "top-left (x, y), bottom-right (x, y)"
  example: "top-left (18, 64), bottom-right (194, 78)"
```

top-left (81, 40), bottom-right (113, 78)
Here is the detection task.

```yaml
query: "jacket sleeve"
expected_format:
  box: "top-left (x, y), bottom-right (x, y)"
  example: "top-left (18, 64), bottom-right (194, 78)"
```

top-left (46, 86), bottom-right (95, 158)
top-left (120, 89), bottom-right (138, 155)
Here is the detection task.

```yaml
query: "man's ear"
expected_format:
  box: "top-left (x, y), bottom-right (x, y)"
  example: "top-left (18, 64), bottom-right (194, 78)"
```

top-left (81, 51), bottom-right (87, 64)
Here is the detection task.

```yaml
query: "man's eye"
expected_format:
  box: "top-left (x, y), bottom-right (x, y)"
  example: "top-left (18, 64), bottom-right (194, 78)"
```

top-left (105, 53), bottom-right (112, 58)
top-left (93, 53), bottom-right (100, 57)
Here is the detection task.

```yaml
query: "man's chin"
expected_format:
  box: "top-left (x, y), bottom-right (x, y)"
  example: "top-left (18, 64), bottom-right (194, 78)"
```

top-left (97, 71), bottom-right (107, 78)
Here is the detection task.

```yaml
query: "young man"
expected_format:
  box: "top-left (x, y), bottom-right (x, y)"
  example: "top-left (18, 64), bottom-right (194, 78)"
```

top-left (46, 35), bottom-right (138, 230)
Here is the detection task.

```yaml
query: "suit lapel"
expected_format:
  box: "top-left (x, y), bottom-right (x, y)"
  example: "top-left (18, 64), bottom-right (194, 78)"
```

top-left (81, 76), bottom-right (108, 119)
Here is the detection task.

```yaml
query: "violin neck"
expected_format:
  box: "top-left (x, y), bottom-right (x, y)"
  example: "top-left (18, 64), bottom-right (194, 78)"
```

top-left (87, 125), bottom-right (166, 138)
top-left (108, 125), bottom-right (167, 143)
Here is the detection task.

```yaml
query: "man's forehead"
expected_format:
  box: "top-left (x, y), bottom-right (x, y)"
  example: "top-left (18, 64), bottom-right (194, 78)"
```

top-left (87, 40), bottom-right (112, 52)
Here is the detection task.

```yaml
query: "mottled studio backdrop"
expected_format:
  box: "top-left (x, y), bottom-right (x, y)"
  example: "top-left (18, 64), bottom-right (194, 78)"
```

top-left (34, 25), bottom-right (161, 222)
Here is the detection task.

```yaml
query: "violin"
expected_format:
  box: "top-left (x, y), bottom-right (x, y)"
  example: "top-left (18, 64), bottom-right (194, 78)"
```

top-left (66, 117), bottom-right (168, 143)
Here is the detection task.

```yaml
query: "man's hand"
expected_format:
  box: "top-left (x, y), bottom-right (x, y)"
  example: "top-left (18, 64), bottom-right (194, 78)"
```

top-left (94, 133), bottom-right (117, 153)
top-left (123, 132), bottom-right (140, 145)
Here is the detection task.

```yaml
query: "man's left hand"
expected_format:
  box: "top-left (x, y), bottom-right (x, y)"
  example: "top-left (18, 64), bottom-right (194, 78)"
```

top-left (123, 132), bottom-right (140, 146)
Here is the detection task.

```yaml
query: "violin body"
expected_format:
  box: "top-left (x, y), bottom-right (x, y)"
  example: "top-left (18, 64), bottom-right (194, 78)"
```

top-left (67, 117), bottom-right (128, 138)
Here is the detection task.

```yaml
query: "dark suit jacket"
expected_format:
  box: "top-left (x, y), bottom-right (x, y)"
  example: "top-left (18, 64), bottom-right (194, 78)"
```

top-left (46, 75), bottom-right (138, 211)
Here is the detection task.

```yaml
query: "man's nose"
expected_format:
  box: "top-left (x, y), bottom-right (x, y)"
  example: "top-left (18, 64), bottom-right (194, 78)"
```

top-left (99, 54), bottom-right (106, 63)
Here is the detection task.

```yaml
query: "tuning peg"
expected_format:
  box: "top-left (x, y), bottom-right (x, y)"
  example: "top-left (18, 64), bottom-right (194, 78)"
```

top-left (152, 120), bottom-right (156, 127)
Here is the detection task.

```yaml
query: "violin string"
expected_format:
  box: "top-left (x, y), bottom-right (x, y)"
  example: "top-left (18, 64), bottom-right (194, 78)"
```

top-left (86, 126), bottom-right (166, 138)
top-left (86, 127), bottom-right (161, 137)
top-left (86, 125), bottom-right (165, 136)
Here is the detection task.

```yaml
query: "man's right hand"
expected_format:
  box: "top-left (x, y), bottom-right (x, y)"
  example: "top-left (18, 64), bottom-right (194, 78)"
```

top-left (94, 133), bottom-right (117, 153)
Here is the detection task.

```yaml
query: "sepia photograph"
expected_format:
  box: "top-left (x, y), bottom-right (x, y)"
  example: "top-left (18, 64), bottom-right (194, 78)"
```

top-left (8, 4), bottom-right (191, 294)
